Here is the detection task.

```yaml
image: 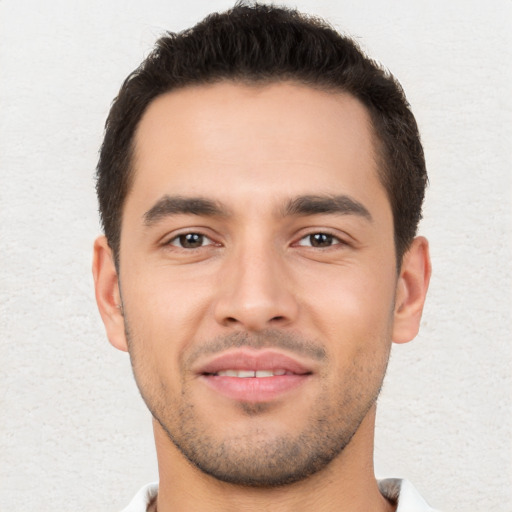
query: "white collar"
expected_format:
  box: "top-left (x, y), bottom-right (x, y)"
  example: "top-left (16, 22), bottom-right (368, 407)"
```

top-left (121, 479), bottom-right (439, 511)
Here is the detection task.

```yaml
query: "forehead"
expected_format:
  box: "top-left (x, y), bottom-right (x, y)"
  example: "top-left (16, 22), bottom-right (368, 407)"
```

top-left (127, 81), bottom-right (389, 220)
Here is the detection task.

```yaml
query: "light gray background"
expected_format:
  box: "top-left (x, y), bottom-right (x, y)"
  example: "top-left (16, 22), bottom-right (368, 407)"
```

top-left (1, 1), bottom-right (510, 511)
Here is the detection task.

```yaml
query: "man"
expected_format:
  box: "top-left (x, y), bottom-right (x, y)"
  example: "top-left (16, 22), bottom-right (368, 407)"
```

top-left (93, 3), bottom-right (435, 511)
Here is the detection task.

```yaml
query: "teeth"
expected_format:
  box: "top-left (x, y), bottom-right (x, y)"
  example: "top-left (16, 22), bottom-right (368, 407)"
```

top-left (255, 370), bottom-right (273, 378)
top-left (237, 370), bottom-right (256, 378)
top-left (215, 369), bottom-right (289, 378)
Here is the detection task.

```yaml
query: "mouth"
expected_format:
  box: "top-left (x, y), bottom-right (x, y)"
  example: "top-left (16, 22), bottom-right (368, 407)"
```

top-left (196, 349), bottom-right (314, 402)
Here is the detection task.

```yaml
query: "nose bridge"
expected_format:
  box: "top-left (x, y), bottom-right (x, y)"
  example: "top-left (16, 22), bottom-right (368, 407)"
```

top-left (214, 232), bottom-right (297, 330)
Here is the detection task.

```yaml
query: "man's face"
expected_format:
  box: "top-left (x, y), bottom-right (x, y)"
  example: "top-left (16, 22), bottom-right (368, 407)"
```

top-left (104, 82), bottom-right (410, 485)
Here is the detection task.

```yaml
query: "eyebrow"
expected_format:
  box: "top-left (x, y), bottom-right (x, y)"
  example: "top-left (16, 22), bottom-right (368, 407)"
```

top-left (143, 193), bottom-right (372, 227)
top-left (283, 195), bottom-right (372, 221)
top-left (143, 195), bottom-right (227, 226)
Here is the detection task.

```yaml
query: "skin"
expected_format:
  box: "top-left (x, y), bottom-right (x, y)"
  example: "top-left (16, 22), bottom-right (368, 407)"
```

top-left (93, 82), bottom-right (431, 512)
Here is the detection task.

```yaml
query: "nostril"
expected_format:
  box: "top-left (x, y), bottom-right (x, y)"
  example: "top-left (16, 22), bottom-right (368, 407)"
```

top-left (223, 315), bottom-right (286, 326)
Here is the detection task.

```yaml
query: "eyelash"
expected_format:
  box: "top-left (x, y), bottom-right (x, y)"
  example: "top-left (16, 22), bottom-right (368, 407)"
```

top-left (296, 232), bottom-right (347, 248)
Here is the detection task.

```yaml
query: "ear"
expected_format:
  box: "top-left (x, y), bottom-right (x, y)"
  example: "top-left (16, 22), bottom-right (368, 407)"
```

top-left (92, 236), bottom-right (128, 352)
top-left (392, 236), bottom-right (431, 344)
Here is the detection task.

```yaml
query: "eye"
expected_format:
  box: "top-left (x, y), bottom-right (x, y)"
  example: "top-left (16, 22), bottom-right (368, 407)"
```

top-left (168, 232), bottom-right (213, 249)
top-left (297, 233), bottom-right (342, 248)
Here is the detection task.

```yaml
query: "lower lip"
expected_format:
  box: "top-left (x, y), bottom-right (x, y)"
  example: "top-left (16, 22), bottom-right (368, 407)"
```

top-left (199, 374), bottom-right (310, 402)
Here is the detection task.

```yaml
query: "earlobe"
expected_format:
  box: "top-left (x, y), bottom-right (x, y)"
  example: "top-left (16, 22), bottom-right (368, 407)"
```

top-left (92, 236), bottom-right (128, 352)
top-left (392, 236), bottom-right (431, 344)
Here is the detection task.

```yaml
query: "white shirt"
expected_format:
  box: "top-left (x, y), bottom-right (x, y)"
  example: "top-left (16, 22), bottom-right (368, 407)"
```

top-left (121, 479), bottom-right (439, 511)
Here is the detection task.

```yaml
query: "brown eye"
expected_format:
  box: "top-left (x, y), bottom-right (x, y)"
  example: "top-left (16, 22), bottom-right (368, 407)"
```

top-left (298, 233), bottom-right (337, 248)
top-left (310, 233), bottom-right (333, 247)
top-left (170, 233), bottom-right (208, 249)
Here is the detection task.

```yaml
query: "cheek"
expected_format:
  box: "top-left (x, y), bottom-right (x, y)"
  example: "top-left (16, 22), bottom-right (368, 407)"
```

top-left (299, 263), bottom-right (397, 346)
top-left (120, 265), bottom-right (216, 364)
top-left (122, 259), bottom-right (212, 319)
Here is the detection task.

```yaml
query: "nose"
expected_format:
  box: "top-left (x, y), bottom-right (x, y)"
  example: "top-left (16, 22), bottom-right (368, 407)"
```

top-left (213, 243), bottom-right (299, 331)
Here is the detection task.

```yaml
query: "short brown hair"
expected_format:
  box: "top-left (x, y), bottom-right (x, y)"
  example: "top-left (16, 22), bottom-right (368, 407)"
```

top-left (97, 2), bottom-right (427, 266)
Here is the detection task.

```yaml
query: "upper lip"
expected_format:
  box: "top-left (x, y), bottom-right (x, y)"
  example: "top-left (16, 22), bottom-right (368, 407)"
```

top-left (194, 349), bottom-right (314, 376)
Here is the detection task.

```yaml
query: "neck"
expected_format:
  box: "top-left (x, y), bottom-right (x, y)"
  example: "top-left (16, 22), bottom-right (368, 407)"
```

top-left (152, 406), bottom-right (395, 512)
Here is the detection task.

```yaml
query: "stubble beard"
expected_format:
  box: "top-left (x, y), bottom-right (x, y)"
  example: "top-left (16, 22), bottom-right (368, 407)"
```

top-left (125, 326), bottom-right (391, 488)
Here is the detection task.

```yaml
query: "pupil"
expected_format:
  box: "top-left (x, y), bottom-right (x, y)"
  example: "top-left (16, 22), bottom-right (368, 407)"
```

top-left (180, 233), bottom-right (203, 248)
top-left (311, 233), bottom-right (332, 247)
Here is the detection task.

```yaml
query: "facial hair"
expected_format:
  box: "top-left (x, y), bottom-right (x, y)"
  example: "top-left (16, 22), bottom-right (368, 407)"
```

top-left (125, 326), bottom-right (391, 487)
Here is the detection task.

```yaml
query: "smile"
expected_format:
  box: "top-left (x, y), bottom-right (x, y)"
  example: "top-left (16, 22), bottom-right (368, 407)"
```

top-left (196, 349), bottom-right (314, 402)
